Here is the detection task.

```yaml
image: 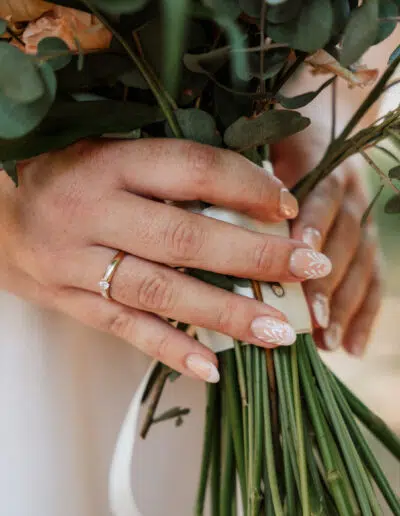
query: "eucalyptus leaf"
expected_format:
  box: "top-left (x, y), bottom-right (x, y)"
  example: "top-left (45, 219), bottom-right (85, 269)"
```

top-left (361, 184), bottom-right (384, 226)
top-left (224, 109), bottom-right (310, 150)
top-left (238, 0), bottom-right (262, 18)
top-left (37, 37), bottom-right (72, 71)
top-left (214, 82), bottom-right (253, 128)
top-left (249, 47), bottom-right (291, 79)
top-left (183, 47), bottom-right (230, 75)
top-left (266, 0), bottom-right (303, 24)
top-left (388, 166), bottom-right (400, 180)
top-left (119, 68), bottom-right (150, 89)
top-left (267, 0), bottom-right (333, 53)
top-left (340, 0), bottom-right (379, 67)
top-left (0, 101), bottom-right (164, 161)
top-left (92, 0), bottom-right (149, 14)
top-left (331, 0), bottom-right (351, 36)
top-left (375, 0), bottom-right (398, 45)
top-left (1, 160), bottom-right (18, 186)
top-left (384, 194), bottom-right (400, 214)
top-left (276, 76), bottom-right (335, 109)
top-left (0, 62), bottom-right (56, 140)
top-left (0, 43), bottom-right (44, 103)
top-left (166, 109), bottom-right (221, 146)
top-left (46, 0), bottom-right (91, 11)
top-left (202, 0), bottom-right (241, 19)
top-left (0, 18), bottom-right (7, 35)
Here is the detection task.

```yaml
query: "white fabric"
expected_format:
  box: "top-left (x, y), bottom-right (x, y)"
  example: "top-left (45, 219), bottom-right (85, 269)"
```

top-left (0, 292), bottom-right (208, 516)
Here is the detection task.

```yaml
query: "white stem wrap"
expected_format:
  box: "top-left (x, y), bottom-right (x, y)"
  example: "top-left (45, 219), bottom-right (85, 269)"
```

top-left (109, 207), bottom-right (312, 516)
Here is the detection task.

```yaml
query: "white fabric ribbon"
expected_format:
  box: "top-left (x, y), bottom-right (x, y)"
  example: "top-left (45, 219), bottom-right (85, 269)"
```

top-left (109, 207), bottom-right (312, 516)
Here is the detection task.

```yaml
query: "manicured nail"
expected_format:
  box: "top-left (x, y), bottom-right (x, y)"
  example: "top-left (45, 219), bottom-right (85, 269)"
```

top-left (302, 227), bottom-right (322, 251)
top-left (185, 354), bottom-right (220, 383)
top-left (290, 248), bottom-right (332, 279)
top-left (280, 188), bottom-right (299, 219)
top-left (324, 322), bottom-right (342, 351)
top-left (350, 334), bottom-right (367, 357)
top-left (251, 317), bottom-right (296, 346)
top-left (311, 293), bottom-right (330, 329)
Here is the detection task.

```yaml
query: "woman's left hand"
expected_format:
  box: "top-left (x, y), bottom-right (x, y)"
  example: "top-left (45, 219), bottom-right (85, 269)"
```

top-left (291, 168), bottom-right (381, 357)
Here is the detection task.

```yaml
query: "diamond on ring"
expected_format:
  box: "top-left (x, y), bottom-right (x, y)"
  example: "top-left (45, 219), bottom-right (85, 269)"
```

top-left (99, 279), bottom-right (111, 299)
top-left (98, 250), bottom-right (126, 301)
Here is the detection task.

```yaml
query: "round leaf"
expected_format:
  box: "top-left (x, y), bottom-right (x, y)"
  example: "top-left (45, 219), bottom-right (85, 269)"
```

top-left (166, 108), bottom-right (222, 146)
top-left (249, 47), bottom-right (291, 79)
top-left (374, 0), bottom-right (398, 45)
top-left (340, 0), bottom-right (379, 67)
top-left (267, 0), bottom-right (333, 53)
top-left (0, 18), bottom-right (7, 35)
top-left (0, 43), bottom-right (44, 103)
top-left (37, 37), bottom-right (72, 71)
top-left (266, 0), bottom-right (303, 24)
top-left (388, 166), bottom-right (400, 180)
top-left (224, 109), bottom-right (310, 150)
top-left (384, 194), bottom-right (400, 214)
top-left (0, 62), bottom-right (56, 139)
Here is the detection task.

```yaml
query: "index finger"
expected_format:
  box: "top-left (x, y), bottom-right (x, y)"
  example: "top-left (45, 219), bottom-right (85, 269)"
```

top-left (107, 139), bottom-right (299, 222)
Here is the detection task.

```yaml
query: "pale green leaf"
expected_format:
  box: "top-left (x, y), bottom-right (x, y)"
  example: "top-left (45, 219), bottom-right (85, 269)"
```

top-left (0, 18), bottom-right (7, 35)
top-left (166, 108), bottom-right (221, 146)
top-left (388, 166), bottom-right (400, 180)
top-left (224, 109), bottom-right (310, 150)
top-left (340, 0), bottom-right (379, 67)
top-left (0, 43), bottom-right (44, 103)
top-left (277, 76), bottom-right (335, 109)
top-left (266, 0), bottom-right (302, 23)
top-left (384, 194), bottom-right (400, 214)
top-left (37, 37), bottom-right (72, 71)
top-left (375, 0), bottom-right (398, 44)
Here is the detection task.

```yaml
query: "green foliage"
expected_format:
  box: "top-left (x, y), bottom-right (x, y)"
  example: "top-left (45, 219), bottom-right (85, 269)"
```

top-left (0, 19), bottom-right (7, 35)
top-left (224, 110), bottom-right (310, 150)
top-left (388, 166), bottom-right (400, 180)
top-left (384, 194), bottom-right (400, 214)
top-left (340, 0), bottom-right (379, 67)
top-left (0, 43), bottom-right (44, 103)
top-left (166, 109), bottom-right (222, 146)
top-left (267, 0), bottom-right (334, 53)
top-left (1, 160), bottom-right (18, 186)
top-left (277, 76), bottom-right (335, 109)
top-left (375, 0), bottom-right (398, 45)
top-left (389, 45), bottom-right (400, 64)
top-left (37, 37), bottom-right (72, 71)
top-left (90, 0), bottom-right (149, 14)
top-left (0, 101), bottom-right (163, 161)
top-left (266, 0), bottom-right (303, 24)
top-left (0, 61), bottom-right (56, 139)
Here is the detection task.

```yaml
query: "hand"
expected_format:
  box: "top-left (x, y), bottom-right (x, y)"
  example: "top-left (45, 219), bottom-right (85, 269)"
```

top-left (1, 139), bottom-right (332, 382)
top-left (291, 168), bottom-right (382, 356)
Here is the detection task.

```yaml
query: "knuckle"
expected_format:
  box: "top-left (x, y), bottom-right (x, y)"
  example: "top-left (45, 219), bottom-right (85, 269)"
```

top-left (251, 238), bottom-right (274, 276)
top-left (108, 310), bottom-right (137, 341)
top-left (166, 217), bottom-right (205, 262)
top-left (137, 273), bottom-right (175, 313)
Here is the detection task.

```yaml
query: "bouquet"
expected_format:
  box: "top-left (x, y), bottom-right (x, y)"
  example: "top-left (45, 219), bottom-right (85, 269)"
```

top-left (1, 0), bottom-right (400, 514)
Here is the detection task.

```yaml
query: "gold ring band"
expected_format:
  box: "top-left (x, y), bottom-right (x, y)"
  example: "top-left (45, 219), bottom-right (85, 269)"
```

top-left (99, 250), bottom-right (126, 300)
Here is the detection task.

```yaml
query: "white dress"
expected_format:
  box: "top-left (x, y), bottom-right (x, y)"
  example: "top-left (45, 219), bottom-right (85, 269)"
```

top-left (0, 291), bottom-right (208, 516)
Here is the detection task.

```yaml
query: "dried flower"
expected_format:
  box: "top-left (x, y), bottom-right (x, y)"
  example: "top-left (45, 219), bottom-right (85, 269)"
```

top-left (0, 0), bottom-right (52, 22)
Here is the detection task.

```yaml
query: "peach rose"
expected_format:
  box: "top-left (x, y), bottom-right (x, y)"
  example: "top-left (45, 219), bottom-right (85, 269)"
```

top-left (20, 6), bottom-right (112, 53)
top-left (0, 0), bottom-right (52, 22)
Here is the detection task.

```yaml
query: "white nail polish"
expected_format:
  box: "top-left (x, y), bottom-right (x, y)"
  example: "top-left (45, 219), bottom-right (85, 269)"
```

top-left (302, 227), bottom-right (322, 251)
top-left (312, 293), bottom-right (330, 329)
top-left (185, 354), bottom-right (220, 383)
top-left (324, 322), bottom-right (342, 351)
top-left (251, 317), bottom-right (296, 346)
top-left (290, 248), bottom-right (332, 280)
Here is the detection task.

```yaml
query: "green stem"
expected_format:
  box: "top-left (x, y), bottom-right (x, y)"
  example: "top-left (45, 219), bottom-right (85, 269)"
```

top-left (329, 373), bottom-right (400, 515)
top-left (261, 351), bottom-right (284, 516)
top-left (220, 387), bottom-right (234, 516)
top-left (305, 336), bottom-right (374, 516)
top-left (211, 386), bottom-right (221, 516)
top-left (245, 345), bottom-right (254, 515)
top-left (195, 383), bottom-right (218, 515)
top-left (81, 0), bottom-right (183, 139)
top-left (335, 374), bottom-right (400, 460)
top-left (291, 344), bottom-right (310, 516)
top-left (298, 348), bottom-right (353, 515)
top-left (234, 340), bottom-right (249, 480)
top-left (250, 347), bottom-right (263, 516)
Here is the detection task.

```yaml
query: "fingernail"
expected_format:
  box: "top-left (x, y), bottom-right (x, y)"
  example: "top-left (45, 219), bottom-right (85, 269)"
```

top-left (185, 354), bottom-right (220, 383)
top-left (290, 248), bottom-right (332, 280)
top-left (324, 322), bottom-right (342, 351)
top-left (350, 334), bottom-right (367, 357)
top-left (280, 188), bottom-right (299, 219)
top-left (302, 227), bottom-right (322, 251)
top-left (311, 293), bottom-right (330, 329)
top-left (251, 317), bottom-right (296, 346)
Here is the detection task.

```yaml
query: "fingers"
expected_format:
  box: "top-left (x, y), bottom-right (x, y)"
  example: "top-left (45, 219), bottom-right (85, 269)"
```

top-left (342, 268), bottom-right (382, 357)
top-left (54, 287), bottom-right (221, 382)
top-left (321, 229), bottom-right (376, 351)
top-left (291, 171), bottom-right (347, 250)
top-left (94, 192), bottom-right (331, 283)
top-left (67, 246), bottom-right (297, 349)
top-left (107, 138), bottom-right (299, 222)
